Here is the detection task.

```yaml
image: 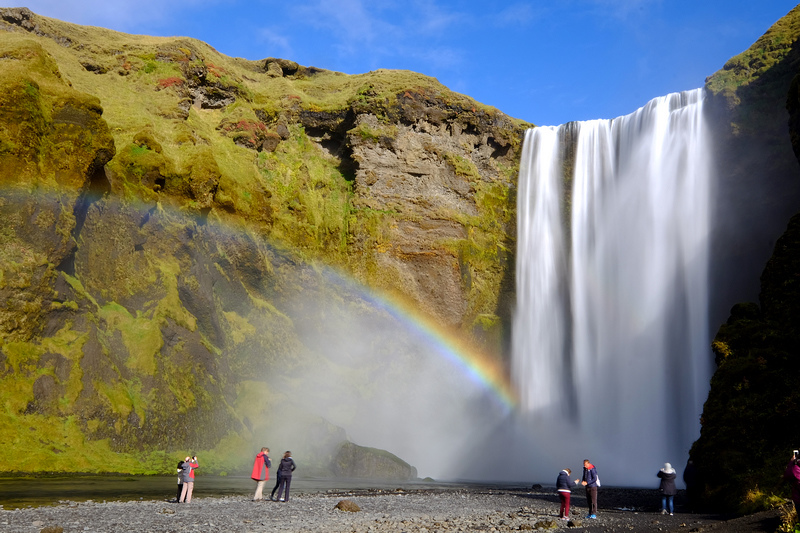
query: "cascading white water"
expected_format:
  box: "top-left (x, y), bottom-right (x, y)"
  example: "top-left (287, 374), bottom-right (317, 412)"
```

top-left (513, 89), bottom-right (714, 484)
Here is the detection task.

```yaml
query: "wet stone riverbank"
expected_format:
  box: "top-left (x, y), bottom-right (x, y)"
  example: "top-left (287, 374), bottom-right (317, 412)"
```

top-left (0, 486), bottom-right (780, 532)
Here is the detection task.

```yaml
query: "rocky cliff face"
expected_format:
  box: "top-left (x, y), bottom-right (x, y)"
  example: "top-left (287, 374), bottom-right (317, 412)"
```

top-left (0, 8), bottom-right (527, 475)
top-left (703, 5), bottom-right (800, 309)
top-left (689, 4), bottom-right (800, 512)
top-left (689, 214), bottom-right (800, 511)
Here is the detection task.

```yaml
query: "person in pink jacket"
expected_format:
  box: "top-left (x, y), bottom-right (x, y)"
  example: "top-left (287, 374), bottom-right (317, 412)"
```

top-left (784, 452), bottom-right (800, 515)
top-left (251, 447), bottom-right (271, 501)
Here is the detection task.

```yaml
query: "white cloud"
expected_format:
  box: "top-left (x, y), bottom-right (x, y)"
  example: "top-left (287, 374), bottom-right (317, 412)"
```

top-left (408, 0), bottom-right (465, 33)
top-left (23, 0), bottom-right (225, 34)
top-left (292, 0), bottom-right (379, 54)
top-left (258, 27), bottom-right (293, 58)
top-left (407, 45), bottom-right (464, 72)
top-left (494, 3), bottom-right (538, 27)
top-left (583, 0), bottom-right (660, 21)
top-left (287, 0), bottom-right (468, 72)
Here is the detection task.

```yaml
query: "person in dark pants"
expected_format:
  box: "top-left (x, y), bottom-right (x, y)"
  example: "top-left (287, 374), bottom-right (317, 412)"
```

top-left (556, 468), bottom-right (572, 520)
top-left (784, 452), bottom-right (800, 515)
top-left (175, 459), bottom-right (185, 502)
top-left (683, 459), bottom-right (699, 512)
top-left (575, 459), bottom-right (598, 519)
top-left (270, 469), bottom-right (282, 501)
top-left (657, 463), bottom-right (677, 515)
top-left (274, 451), bottom-right (296, 502)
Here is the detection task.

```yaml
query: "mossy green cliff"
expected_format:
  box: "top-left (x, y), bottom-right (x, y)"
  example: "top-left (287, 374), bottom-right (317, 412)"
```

top-left (690, 4), bottom-right (800, 513)
top-left (691, 217), bottom-right (800, 512)
top-left (0, 7), bottom-right (528, 476)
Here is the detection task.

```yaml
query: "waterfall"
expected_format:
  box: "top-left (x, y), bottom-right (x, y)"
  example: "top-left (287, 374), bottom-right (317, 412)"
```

top-left (513, 89), bottom-right (713, 483)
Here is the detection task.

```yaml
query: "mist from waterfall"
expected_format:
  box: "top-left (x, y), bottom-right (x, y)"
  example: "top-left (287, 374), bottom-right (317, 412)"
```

top-left (512, 89), bottom-right (714, 485)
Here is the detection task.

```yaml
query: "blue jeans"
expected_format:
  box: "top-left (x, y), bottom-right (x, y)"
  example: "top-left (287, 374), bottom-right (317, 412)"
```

top-left (661, 495), bottom-right (674, 514)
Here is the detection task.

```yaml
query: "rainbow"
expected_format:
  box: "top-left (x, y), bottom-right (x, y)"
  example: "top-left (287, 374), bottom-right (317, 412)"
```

top-left (321, 268), bottom-right (519, 411)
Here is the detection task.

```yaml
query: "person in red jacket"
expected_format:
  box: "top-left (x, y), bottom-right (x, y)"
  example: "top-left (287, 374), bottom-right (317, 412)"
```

top-left (251, 447), bottom-right (271, 501)
top-left (179, 455), bottom-right (199, 503)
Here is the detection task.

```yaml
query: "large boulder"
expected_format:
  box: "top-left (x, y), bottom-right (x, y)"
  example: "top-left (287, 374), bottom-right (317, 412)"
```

top-left (332, 442), bottom-right (417, 480)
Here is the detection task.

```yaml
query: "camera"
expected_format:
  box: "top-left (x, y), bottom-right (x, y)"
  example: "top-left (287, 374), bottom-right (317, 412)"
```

top-left (794, 450), bottom-right (798, 458)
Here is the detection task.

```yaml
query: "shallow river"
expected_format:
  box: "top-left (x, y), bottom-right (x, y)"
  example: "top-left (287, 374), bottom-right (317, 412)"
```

top-left (0, 476), bottom-right (523, 510)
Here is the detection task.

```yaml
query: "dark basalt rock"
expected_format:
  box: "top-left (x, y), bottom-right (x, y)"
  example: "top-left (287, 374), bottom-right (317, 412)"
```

top-left (0, 7), bottom-right (72, 46)
top-left (333, 442), bottom-right (418, 480)
top-left (263, 57), bottom-right (327, 79)
top-left (1, 7), bottom-right (37, 32)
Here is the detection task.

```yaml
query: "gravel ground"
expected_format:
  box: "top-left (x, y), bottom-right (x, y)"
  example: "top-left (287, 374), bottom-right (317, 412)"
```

top-left (0, 486), bottom-right (784, 533)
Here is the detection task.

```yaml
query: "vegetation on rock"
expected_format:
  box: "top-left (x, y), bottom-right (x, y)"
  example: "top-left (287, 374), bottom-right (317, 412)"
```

top-left (691, 213), bottom-right (800, 512)
top-left (0, 7), bottom-right (529, 476)
top-left (691, 4), bottom-right (800, 514)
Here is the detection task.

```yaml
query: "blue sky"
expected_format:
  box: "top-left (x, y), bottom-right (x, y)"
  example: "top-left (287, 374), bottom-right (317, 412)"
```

top-left (17, 1), bottom-right (800, 126)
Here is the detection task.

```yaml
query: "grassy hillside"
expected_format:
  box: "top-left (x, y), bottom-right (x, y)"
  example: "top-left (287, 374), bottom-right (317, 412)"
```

top-left (0, 8), bottom-right (526, 476)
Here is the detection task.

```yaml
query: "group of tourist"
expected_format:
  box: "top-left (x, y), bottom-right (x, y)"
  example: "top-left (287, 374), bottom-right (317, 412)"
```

top-left (250, 448), bottom-right (297, 502)
top-left (555, 459), bottom-right (599, 520)
top-left (170, 449), bottom-right (800, 515)
top-left (172, 449), bottom-right (297, 504)
top-left (555, 459), bottom-right (678, 520)
top-left (557, 452), bottom-right (800, 520)
top-left (175, 455), bottom-right (199, 503)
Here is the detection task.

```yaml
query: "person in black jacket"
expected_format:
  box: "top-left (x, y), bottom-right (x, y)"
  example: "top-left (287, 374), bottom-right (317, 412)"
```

top-left (174, 459), bottom-right (184, 502)
top-left (683, 459), bottom-right (699, 512)
top-left (274, 451), bottom-right (296, 502)
top-left (556, 468), bottom-right (572, 519)
top-left (657, 463), bottom-right (677, 515)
